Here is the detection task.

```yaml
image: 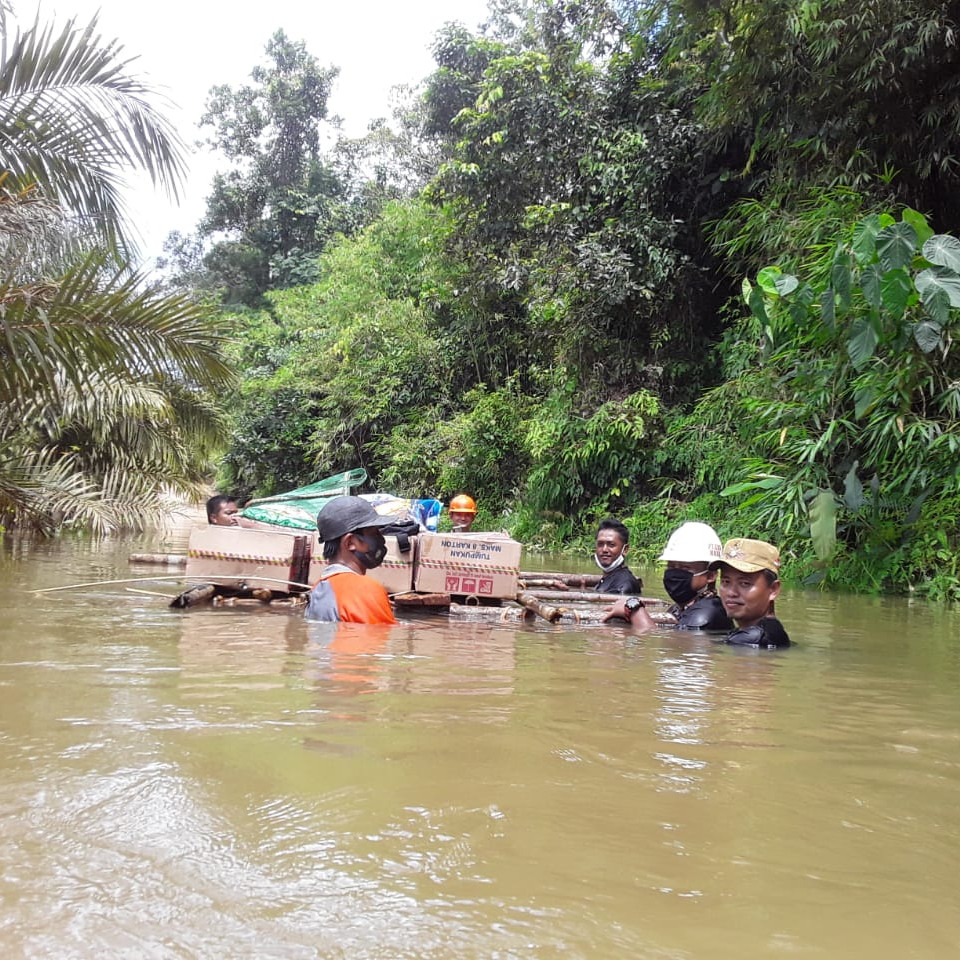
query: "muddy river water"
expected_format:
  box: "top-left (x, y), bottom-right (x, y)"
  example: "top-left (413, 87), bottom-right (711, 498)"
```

top-left (1, 520), bottom-right (959, 958)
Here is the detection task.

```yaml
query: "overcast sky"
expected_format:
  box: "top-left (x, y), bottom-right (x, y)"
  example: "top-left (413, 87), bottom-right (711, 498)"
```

top-left (39, 0), bottom-right (490, 262)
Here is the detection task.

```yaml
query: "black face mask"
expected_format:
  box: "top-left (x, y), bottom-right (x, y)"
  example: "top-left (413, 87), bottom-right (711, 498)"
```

top-left (351, 531), bottom-right (387, 570)
top-left (663, 568), bottom-right (701, 606)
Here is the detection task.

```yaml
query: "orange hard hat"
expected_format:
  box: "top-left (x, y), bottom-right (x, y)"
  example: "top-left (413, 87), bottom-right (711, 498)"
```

top-left (449, 494), bottom-right (477, 514)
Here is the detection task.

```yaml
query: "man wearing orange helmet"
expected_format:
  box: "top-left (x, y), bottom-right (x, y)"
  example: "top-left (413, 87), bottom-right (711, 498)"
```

top-left (448, 494), bottom-right (477, 532)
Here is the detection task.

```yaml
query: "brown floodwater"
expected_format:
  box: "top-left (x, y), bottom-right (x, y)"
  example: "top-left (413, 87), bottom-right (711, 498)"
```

top-left (1, 519), bottom-right (959, 959)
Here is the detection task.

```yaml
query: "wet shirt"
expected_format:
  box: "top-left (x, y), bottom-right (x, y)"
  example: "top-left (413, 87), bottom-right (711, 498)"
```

top-left (595, 565), bottom-right (642, 595)
top-left (305, 563), bottom-right (397, 624)
top-left (725, 616), bottom-right (790, 649)
top-left (668, 592), bottom-right (732, 632)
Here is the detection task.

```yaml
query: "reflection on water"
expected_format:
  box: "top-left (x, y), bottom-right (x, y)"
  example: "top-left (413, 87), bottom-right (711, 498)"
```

top-left (1, 534), bottom-right (959, 958)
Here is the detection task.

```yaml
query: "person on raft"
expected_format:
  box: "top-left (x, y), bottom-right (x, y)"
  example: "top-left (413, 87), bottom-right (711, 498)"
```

top-left (708, 538), bottom-right (790, 648)
top-left (603, 520), bottom-right (730, 631)
top-left (206, 494), bottom-right (240, 526)
top-left (305, 496), bottom-right (397, 624)
top-left (593, 518), bottom-right (643, 594)
top-left (448, 494), bottom-right (477, 532)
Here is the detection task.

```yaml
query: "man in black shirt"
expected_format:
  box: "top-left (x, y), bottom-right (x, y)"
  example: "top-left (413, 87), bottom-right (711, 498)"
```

top-left (709, 538), bottom-right (790, 648)
top-left (593, 518), bottom-right (642, 594)
top-left (604, 520), bottom-right (731, 633)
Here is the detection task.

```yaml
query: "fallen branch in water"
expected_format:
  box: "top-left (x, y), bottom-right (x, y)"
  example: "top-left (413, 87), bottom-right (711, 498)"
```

top-left (515, 591), bottom-right (563, 623)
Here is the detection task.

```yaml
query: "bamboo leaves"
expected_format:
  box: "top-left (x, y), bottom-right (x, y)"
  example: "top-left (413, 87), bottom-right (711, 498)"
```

top-left (727, 207), bottom-right (960, 578)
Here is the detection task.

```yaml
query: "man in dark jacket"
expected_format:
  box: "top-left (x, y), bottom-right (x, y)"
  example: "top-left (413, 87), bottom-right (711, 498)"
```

top-left (709, 538), bottom-right (790, 648)
top-left (593, 518), bottom-right (642, 595)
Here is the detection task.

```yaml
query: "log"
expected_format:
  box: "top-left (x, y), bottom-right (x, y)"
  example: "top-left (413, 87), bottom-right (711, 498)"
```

top-left (523, 589), bottom-right (666, 605)
top-left (392, 592), bottom-right (452, 607)
top-left (520, 571), bottom-right (601, 587)
top-left (170, 583), bottom-right (216, 608)
top-left (515, 591), bottom-right (563, 623)
top-left (518, 578), bottom-right (571, 590)
top-left (129, 553), bottom-right (187, 566)
top-left (449, 602), bottom-right (676, 626)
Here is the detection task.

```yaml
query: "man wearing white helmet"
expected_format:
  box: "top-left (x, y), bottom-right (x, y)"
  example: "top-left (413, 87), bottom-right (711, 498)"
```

top-left (603, 521), bottom-right (732, 632)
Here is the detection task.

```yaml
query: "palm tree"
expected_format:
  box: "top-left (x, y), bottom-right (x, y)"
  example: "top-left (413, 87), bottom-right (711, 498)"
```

top-left (0, 8), bottom-right (235, 532)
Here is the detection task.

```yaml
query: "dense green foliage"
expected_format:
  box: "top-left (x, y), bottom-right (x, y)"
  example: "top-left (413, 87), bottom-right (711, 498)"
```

top-left (188, 0), bottom-right (960, 598)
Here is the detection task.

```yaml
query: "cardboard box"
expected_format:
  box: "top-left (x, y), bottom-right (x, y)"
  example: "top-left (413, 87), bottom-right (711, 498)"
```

top-left (307, 533), bottom-right (416, 595)
top-left (186, 526), bottom-right (311, 592)
top-left (413, 532), bottom-right (522, 599)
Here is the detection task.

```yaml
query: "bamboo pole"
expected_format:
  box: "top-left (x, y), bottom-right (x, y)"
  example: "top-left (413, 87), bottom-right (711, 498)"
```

top-left (448, 602), bottom-right (676, 626)
top-left (522, 589), bottom-right (666, 605)
top-left (515, 592), bottom-right (563, 623)
top-left (128, 553), bottom-right (187, 566)
top-left (170, 584), bottom-right (216, 608)
top-left (520, 571), bottom-right (601, 587)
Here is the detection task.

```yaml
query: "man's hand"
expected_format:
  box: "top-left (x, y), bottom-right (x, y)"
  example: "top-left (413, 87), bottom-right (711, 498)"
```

top-left (601, 598), bottom-right (631, 622)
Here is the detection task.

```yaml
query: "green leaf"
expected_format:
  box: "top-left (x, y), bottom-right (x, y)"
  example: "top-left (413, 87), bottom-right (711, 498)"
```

top-left (880, 267), bottom-right (912, 318)
top-left (920, 282), bottom-right (950, 325)
top-left (854, 384), bottom-right (877, 419)
top-left (748, 285), bottom-right (768, 323)
top-left (719, 476), bottom-right (783, 497)
top-left (913, 319), bottom-right (943, 354)
top-left (789, 300), bottom-right (809, 326)
top-left (847, 318), bottom-right (878, 369)
top-left (902, 208), bottom-right (934, 246)
top-left (860, 263), bottom-right (882, 309)
top-left (876, 222), bottom-right (918, 271)
top-left (774, 273), bottom-right (799, 296)
top-left (756, 266), bottom-right (783, 297)
top-left (921, 235), bottom-right (960, 273)
top-left (820, 288), bottom-right (835, 329)
top-left (808, 489), bottom-right (838, 561)
top-left (851, 215), bottom-right (880, 265)
top-left (843, 462), bottom-right (863, 511)
top-left (832, 253), bottom-right (852, 309)
top-left (741, 277), bottom-right (752, 305)
top-left (915, 265), bottom-right (960, 308)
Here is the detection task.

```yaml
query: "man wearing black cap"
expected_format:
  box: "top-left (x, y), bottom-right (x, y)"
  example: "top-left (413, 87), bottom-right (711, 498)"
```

top-left (305, 496), bottom-right (397, 624)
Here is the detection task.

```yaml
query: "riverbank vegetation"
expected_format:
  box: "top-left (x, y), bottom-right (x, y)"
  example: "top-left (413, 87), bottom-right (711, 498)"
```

top-left (176, 0), bottom-right (960, 598)
top-left (8, 1), bottom-right (960, 599)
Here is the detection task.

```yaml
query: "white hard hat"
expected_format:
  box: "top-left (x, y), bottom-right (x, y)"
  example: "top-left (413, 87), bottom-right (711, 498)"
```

top-left (658, 521), bottom-right (723, 563)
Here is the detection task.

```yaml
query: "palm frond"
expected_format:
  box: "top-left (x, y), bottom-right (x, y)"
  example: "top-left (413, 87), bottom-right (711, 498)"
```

top-left (0, 444), bottom-right (126, 535)
top-left (0, 14), bottom-right (186, 254)
top-left (0, 250), bottom-right (235, 407)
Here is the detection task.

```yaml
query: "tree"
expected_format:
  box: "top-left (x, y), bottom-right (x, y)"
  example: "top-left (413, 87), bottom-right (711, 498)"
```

top-left (0, 7), bottom-right (184, 258)
top-left (186, 31), bottom-right (356, 303)
top-left (422, 0), bottom-right (727, 402)
top-left (657, 0), bottom-right (960, 254)
top-left (0, 10), bottom-right (233, 533)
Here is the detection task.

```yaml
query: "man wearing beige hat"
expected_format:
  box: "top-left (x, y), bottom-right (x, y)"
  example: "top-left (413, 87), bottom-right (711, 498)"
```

top-left (708, 538), bottom-right (790, 648)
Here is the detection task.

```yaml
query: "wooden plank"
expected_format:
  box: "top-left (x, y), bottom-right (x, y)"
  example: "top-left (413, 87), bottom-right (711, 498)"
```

top-left (392, 592), bottom-right (452, 607)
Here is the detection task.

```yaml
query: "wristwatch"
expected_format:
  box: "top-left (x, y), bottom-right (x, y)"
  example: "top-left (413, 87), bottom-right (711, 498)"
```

top-left (624, 596), bottom-right (645, 618)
